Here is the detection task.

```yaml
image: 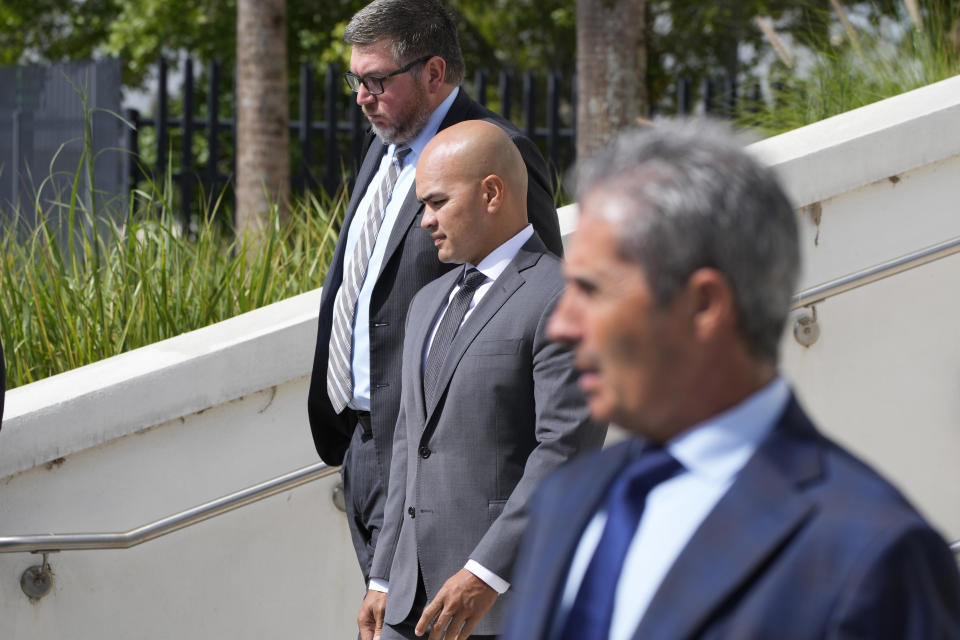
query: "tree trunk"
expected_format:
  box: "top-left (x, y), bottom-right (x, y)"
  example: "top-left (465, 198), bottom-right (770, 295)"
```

top-left (236, 0), bottom-right (290, 239)
top-left (576, 0), bottom-right (648, 160)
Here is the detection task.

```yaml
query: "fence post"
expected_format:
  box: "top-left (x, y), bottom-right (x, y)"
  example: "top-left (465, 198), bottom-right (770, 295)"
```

top-left (571, 73), bottom-right (578, 164)
top-left (722, 72), bottom-right (737, 117)
top-left (11, 108), bottom-right (21, 213)
top-left (702, 76), bottom-right (716, 115)
top-left (546, 71), bottom-right (560, 183)
top-left (677, 76), bottom-right (692, 116)
top-left (474, 69), bottom-right (488, 107)
top-left (206, 59), bottom-right (221, 196)
top-left (157, 57), bottom-right (168, 181)
top-left (498, 70), bottom-right (513, 120)
top-left (181, 57), bottom-right (195, 228)
top-left (126, 108), bottom-right (141, 198)
top-left (522, 70), bottom-right (537, 142)
top-left (350, 101), bottom-right (364, 175)
top-left (323, 64), bottom-right (340, 195)
top-left (299, 62), bottom-right (314, 194)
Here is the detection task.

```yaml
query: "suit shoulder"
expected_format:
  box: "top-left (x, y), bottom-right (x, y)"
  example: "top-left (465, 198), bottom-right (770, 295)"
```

top-left (409, 268), bottom-right (458, 308)
top-left (816, 439), bottom-right (936, 532)
top-left (538, 441), bottom-right (625, 496)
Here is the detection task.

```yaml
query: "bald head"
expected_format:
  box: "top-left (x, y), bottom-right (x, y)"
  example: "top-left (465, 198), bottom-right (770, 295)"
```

top-left (417, 120), bottom-right (530, 265)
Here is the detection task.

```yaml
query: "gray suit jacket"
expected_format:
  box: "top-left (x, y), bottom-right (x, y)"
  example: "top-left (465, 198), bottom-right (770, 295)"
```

top-left (370, 234), bottom-right (605, 635)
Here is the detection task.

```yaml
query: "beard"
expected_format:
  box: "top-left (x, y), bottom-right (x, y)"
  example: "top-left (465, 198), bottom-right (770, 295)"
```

top-left (367, 83), bottom-right (432, 145)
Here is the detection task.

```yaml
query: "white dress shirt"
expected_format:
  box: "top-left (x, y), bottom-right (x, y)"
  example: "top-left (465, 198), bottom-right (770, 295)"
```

top-left (370, 224), bottom-right (535, 595)
top-left (553, 376), bottom-right (791, 640)
top-left (342, 87), bottom-right (460, 412)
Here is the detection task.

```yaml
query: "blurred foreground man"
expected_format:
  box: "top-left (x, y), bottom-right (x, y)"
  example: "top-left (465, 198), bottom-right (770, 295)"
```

top-left (501, 120), bottom-right (960, 640)
top-left (306, 0), bottom-right (560, 583)
top-left (359, 120), bottom-right (603, 640)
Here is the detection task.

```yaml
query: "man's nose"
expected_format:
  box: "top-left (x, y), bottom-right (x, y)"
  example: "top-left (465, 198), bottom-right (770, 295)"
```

top-left (420, 211), bottom-right (437, 230)
top-left (355, 84), bottom-right (376, 105)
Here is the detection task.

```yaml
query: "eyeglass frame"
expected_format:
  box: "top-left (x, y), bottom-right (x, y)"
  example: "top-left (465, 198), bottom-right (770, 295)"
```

top-left (343, 54), bottom-right (435, 95)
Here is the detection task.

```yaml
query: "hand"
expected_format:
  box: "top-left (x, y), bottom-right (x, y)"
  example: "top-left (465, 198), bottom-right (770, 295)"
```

top-left (358, 589), bottom-right (388, 640)
top-left (415, 569), bottom-right (498, 639)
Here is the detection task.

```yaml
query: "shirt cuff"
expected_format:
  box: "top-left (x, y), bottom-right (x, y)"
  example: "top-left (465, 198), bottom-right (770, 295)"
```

top-left (465, 560), bottom-right (510, 594)
top-left (368, 578), bottom-right (389, 593)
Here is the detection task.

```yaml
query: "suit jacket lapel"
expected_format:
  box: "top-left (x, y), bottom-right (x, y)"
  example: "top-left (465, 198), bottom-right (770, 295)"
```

top-left (377, 184), bottom-right (423, 282)
top-left (345, 137), bottom-right (385, 232)
top-left (423, 237), bottom-right (543, 425)
top-left (412, 272), bottom-right (459, 424)
top-left (632, 399), bottom-right (823, 640)
top-left (532, 442), bottom-right (644, 632)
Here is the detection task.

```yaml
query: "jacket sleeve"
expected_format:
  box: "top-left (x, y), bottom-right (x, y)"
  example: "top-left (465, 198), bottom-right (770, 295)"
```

top-left (467, 290), bottom-right (606, 581)
top-left (368, 298), bottom-right (419, 582)
top-left (827, 524), bottom-right (960, 639)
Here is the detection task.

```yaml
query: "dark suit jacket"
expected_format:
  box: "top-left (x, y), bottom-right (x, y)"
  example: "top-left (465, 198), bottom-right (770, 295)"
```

top-left (307, 88), bottom-right (561, 477)
top-left (370, 234), bottom-right (604, 636)
top-left (501, 394), bottom-right (960, 640)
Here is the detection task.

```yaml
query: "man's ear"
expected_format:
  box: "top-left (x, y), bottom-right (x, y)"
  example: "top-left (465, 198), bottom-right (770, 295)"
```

top-left (686, 268), bottom-right (737, 341)
top-left (424, 56), bottom-right (446, 91)
top-left (481, 174), bottom-right (505, 213)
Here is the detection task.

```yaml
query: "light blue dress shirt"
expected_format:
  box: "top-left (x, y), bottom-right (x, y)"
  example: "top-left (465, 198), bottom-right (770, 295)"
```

top-left (554, 376), bottom-right (791, 640)
top-left (342, 87), bottom-right (460, 411)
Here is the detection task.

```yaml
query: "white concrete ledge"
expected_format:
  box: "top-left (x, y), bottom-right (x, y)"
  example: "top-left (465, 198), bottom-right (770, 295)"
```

top-left (749, 74), bottom-right (960, 208)
top-left (0, 289), bottom-right (322, 479)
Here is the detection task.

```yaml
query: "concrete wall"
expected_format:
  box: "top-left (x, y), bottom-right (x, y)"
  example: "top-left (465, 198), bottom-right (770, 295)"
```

top-left (2, 74), bottom-right (959, 638)
top-left (0, 292), bottom-right (364, 638)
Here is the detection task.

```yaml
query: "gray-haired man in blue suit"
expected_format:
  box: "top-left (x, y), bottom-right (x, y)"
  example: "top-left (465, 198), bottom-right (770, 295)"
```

top-left (501, 120), bottom-right (960, 640)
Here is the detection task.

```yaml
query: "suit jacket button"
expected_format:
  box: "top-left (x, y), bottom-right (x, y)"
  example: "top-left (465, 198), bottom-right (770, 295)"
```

top-left (419, 446), bottom-right (431, 459)
top-left (408, 506), bottom-right (416, 518)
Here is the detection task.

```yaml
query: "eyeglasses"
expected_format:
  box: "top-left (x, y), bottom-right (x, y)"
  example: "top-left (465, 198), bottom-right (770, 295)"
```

top-left (344, 55), bottom-right (434, 95)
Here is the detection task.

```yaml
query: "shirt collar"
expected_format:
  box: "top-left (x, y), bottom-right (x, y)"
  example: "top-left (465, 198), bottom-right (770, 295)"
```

top-left (388, 86), bottom-right (460, 166)
top-left (464, 224), bottom-right (534, 284)
top-left (667, 376), bottom-right (791, 484)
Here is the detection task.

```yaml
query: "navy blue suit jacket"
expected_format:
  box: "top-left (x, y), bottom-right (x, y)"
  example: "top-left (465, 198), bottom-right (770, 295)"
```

top-left (501, 394), bottom-right (960, 639)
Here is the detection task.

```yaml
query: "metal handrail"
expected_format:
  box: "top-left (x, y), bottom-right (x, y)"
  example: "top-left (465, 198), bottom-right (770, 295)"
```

top-left (791, 234), bottom-right (960, 309)
top-left (0, 462), bottom-right (337, 554)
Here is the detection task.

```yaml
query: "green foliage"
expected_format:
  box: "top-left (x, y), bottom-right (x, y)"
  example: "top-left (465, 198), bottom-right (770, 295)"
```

top-left (453, 0), bottom-right (576, 73)
top-left (1, 151), bottom-right (344, 390)
top-left (736, 2), bottom-right (960, 135)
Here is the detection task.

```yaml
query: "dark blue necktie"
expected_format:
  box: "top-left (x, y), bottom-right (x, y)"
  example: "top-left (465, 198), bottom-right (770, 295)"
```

top-left (558, 446), bottom-right (682, 640)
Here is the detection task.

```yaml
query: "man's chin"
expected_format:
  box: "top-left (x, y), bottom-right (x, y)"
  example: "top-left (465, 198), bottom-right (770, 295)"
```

top-left (370, 122), bottom-right (400, 145)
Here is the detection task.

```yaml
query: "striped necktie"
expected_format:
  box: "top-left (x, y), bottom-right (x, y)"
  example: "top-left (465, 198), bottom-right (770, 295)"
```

top-left (422, 267), bottom-right (488, 410)
top-left (327, 146), bottom-right (411, 413)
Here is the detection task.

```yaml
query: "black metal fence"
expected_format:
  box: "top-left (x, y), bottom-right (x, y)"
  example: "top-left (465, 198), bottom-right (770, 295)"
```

top-left (126, 57), bottom-right (747, 225)
top-left (1, 60), bottom-right (125, 236)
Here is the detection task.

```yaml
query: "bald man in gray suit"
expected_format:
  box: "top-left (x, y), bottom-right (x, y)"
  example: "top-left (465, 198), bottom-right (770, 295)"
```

top-left (357, 120), bottom-right (604, 640)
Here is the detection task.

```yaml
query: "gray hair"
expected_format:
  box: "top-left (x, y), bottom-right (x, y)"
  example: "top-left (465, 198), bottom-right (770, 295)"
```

top-left (573, 119), bottom-right (800, 363)
top-left (344, 0), bottom-right (465, 86)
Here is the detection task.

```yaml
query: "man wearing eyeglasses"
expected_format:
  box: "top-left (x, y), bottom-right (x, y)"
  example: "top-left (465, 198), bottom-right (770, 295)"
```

top-left (307, 0), bottom-right (562, 588)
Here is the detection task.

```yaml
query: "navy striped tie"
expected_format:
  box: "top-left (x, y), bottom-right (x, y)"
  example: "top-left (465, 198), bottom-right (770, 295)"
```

top-left (558, 447), bottom-right (682, 640)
